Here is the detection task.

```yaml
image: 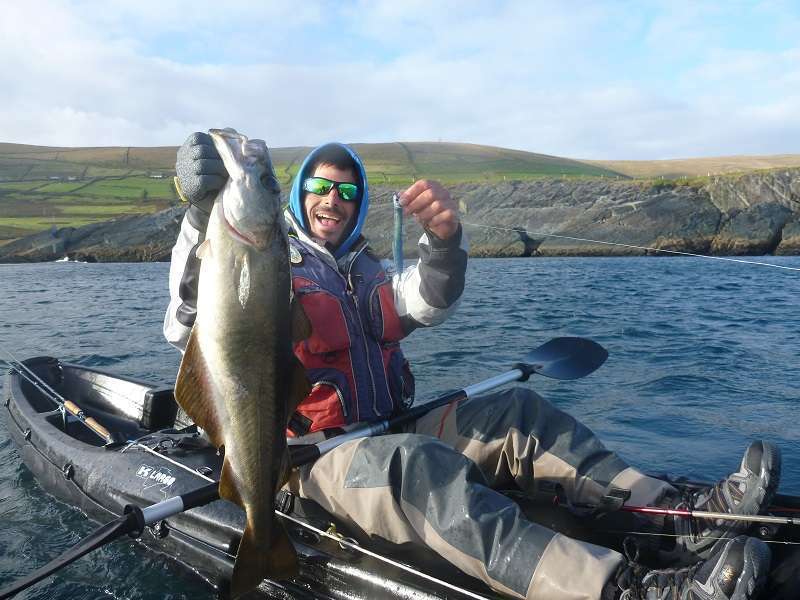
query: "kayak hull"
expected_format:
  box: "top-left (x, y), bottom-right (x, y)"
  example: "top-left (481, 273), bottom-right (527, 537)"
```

top-left (3, 358), bottom-right (799, 599)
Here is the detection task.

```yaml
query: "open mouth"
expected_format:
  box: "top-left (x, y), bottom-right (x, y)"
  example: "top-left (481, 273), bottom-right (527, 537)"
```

top-left (314, 211), bottom-right (343, 229)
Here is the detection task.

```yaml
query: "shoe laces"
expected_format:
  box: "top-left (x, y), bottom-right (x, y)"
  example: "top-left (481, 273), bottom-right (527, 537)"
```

top-left (615, 560), bottom-right (699, 600)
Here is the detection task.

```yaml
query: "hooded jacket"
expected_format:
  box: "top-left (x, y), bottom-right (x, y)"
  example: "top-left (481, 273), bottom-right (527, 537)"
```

top-left (164, 141), bottom-right (470, 433)
top-left (288, 142), bottom-right (369, 259)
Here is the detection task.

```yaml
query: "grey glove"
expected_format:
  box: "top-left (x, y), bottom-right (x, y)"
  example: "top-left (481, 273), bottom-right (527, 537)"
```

top-left (175, 132), bottom-right (228, 230)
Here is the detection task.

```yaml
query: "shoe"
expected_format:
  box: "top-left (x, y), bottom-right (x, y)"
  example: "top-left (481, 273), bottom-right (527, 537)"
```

top-left (602, 535), bottom-right (771, 600)
top-left (671, 441), bottom-right (780, 560)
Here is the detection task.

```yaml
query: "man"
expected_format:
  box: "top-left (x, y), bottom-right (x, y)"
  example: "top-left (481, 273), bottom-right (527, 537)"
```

top-left (165, 132), bottom-right (779, 600)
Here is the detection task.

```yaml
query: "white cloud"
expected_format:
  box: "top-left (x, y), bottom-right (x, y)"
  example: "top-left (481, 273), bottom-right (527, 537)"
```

top-left (1, 0), bottom-right (798, 159)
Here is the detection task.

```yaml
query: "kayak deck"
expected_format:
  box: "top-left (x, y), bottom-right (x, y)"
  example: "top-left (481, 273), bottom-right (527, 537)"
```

top-left (3, 357), bottom-right (799, 599)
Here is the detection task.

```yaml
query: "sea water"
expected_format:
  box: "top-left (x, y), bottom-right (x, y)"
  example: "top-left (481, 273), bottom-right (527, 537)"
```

top-left (0, 256), bottom-right (798, 599)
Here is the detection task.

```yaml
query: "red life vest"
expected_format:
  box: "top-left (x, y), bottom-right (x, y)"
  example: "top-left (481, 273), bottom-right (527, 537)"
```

top-left (289, 237), bottom-right (414, 436)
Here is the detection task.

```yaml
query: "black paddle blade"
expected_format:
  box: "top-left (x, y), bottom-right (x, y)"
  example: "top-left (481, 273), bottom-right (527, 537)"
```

top-left (522, 337), bottom-right (608, 380)
top-left (0, 512), bottom-right (137, 600)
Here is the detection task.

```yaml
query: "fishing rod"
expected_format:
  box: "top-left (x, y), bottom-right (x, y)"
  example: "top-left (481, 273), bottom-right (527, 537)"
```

top-left (618, 504), bottom-right (800, 526)
top-left (0, 336), bottom-right (606, 600)
top-left (0, 348), bottom-right (118, 445)
top-left (555, 495), bottom-right (800, 527)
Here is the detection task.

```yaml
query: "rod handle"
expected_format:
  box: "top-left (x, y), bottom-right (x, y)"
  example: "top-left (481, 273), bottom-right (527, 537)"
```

top-left (63, 400), bottom-right (113, 442)
top-left (83, 417), bottom-right (113, 442)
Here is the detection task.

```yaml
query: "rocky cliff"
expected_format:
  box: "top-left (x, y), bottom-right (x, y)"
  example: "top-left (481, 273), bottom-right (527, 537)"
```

top-left (1, 169), bottom-right (799, 263)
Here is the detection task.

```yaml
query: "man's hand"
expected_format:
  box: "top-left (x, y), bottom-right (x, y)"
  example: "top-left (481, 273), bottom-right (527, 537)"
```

top-left (399, 180), bottom-right (460, 240)
top-left (175, 132), bottom-right (228, 211)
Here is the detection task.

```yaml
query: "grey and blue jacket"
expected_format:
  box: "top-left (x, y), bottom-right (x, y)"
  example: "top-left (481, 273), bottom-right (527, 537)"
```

top-left (163, 143), bottom-right (470, 424)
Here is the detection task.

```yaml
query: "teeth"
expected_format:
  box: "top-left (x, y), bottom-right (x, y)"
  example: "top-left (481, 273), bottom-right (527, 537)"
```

top-left (316, 213), bottom-right (340, 222)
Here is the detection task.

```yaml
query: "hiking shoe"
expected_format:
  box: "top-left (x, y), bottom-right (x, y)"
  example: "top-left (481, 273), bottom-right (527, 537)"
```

top-left (671, 441), bottom-right (780, 560)
top-left (602, 535), bottom-right (771, 600)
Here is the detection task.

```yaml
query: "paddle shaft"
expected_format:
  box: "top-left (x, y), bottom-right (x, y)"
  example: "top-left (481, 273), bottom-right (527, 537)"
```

top-left (0, 484), bottom-right (221, 600)
top-left (289, 364), bottom-right (528, 467)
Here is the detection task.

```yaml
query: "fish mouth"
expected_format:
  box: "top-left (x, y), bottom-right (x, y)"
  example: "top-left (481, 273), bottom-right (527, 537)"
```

top-left (221, 208), bottom-right (267, 250)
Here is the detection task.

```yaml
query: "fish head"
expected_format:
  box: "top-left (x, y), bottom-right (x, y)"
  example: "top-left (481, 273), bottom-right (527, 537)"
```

top-left (209, 128), bottom-right (283, 250)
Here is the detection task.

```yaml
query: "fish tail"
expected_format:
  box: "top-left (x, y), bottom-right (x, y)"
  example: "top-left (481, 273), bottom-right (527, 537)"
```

top-left (229, 518), bottom-right (298, 599)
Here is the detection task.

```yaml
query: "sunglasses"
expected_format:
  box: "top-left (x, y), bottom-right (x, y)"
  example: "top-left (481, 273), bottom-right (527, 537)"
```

top-left (302, 177), bottom-right (360, 202)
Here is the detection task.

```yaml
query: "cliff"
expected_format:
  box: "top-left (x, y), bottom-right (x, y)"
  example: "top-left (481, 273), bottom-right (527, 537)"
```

top-left (1, 169), bottom-right (799, 263)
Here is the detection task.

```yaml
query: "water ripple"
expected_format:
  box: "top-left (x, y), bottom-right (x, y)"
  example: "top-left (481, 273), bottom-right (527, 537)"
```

top-left (0, 256), bottom-right (798, 598)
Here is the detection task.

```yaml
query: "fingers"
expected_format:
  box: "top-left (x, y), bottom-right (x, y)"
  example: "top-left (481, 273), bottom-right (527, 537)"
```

top-left (196, 173), bottom-right (227, 193)
top-left (195, 157), bottom-right (227, 177)
top-left (184, 131), bottom-right (213, 146)
top-left (176, 131), bottom-right (228, 205)
top-left (400, 180), bottom-right (449, 214)
top-left (399, 179), bottom-right (460, 239)
top-left (188, 143), bottom-right (223, 161)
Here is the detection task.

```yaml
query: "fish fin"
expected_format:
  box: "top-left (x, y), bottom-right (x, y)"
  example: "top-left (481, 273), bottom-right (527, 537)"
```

top-left (229, 518), bottom-right (298, 598)
top-left (288, 356), bottom-right (311, 415)
top-left (195, 239), bottom-right (211, 260)
top-left (174, 328), bottom-right (224, 447)
top-left (218, 455), bottom-right (243, 507)
top-left (290, 297), bottom-right (311, 342)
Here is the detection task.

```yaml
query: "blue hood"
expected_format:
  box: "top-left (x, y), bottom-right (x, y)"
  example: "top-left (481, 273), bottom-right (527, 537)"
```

top-left (288, 142), bottom-right (369, 259)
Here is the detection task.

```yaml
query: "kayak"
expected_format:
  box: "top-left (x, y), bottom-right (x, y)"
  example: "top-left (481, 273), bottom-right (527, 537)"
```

top-left (3, 357), bottom-right (800, 599)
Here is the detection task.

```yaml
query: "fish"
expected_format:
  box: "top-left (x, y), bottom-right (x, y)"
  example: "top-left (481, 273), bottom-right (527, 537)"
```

top-left (174, 128), bottom-right (310, 598)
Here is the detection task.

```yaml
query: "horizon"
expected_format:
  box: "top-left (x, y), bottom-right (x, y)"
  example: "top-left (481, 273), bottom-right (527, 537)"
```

top-left (3, 139), bottom-right (800, 165)
top-left (2, 1), bottom-right (799, 160)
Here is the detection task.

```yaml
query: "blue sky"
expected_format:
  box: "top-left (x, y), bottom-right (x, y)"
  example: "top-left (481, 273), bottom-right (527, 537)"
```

top-left (2, 1), bottom-right (799, 159)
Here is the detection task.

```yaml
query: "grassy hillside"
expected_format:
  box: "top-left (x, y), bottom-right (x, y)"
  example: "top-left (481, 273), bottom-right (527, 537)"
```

top-left (0, 141), bottom-right (622, 239)
top-left (3, 140), bottom-right (799, 241)
top-left (584, 154), bottom-right (800, 178)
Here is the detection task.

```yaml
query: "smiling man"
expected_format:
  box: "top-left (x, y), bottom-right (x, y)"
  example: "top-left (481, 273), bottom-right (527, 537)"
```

top-left (164, 132), bottom-right (776, 600)
top-left (165, 133), bottom-right (468, 434)
top-left (301, 164), bottom-right (358, 246)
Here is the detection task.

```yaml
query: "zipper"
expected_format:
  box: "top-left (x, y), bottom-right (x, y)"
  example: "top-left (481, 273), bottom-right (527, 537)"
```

top-left (345, 245), bottom-right (378, 420)
top-left (367, 282), bottom-right (385, 340)
top-left (313, 380), bottom-right (348, 419)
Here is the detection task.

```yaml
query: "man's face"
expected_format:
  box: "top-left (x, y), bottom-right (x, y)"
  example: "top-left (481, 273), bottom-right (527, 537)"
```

top-left (303, 163), bottom-right (358, 247)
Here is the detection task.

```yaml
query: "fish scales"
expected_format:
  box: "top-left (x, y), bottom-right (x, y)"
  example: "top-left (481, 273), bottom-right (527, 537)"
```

top-left (174, 128), bottom-right (306, 598)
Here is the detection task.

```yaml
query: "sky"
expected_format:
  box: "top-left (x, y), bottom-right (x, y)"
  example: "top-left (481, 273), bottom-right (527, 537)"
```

top-left (2, 0), bottom-right (799, 160)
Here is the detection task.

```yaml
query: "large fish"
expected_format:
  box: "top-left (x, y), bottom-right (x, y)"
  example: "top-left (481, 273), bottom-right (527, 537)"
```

top-left (174, 128), bottom-right (310, 598)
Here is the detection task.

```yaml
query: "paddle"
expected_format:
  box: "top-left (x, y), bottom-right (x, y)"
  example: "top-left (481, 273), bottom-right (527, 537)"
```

top-left (289, 336), bottom-right (608, 465)
top-left (0, 484), bottom-right (220, 600)
top-left (0, 336), bottom-right (605, 599)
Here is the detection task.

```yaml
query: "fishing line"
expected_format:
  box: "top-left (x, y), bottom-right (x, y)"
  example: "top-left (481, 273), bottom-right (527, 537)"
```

top-left (460, 221), bottom-right (800, 272)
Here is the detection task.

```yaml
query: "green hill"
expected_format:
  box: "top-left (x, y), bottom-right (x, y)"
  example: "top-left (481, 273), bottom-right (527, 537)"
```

top-left (0, 141), bottom-right (623, 240)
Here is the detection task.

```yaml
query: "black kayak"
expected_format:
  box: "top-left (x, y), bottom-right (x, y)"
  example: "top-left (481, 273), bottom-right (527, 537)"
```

top-left (3, 357), bottom-right (800, 599)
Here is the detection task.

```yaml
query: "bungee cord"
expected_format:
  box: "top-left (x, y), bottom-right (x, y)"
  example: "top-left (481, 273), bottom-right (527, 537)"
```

top-left (459, 221), bottom-right (800, 272)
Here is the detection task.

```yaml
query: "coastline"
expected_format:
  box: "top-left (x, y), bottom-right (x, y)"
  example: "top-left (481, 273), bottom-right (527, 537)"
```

top-left (2, 172), bottom-right (799, 263)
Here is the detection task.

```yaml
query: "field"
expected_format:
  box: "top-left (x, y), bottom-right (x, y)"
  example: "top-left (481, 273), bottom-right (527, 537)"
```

top-left (0, 141), bottom-right (626, 239)
top-left (584, 154), bottom-right (800, 178)
top-left (2, 139), bottom-right (798, 240)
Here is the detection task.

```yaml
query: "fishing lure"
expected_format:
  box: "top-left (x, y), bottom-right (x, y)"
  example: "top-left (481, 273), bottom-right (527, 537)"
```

top-left (392, 192), bottom-right (404, 277)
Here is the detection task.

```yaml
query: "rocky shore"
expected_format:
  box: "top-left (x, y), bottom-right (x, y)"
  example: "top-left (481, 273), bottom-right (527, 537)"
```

top-left (1, 169), bottom-right (799, 263)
